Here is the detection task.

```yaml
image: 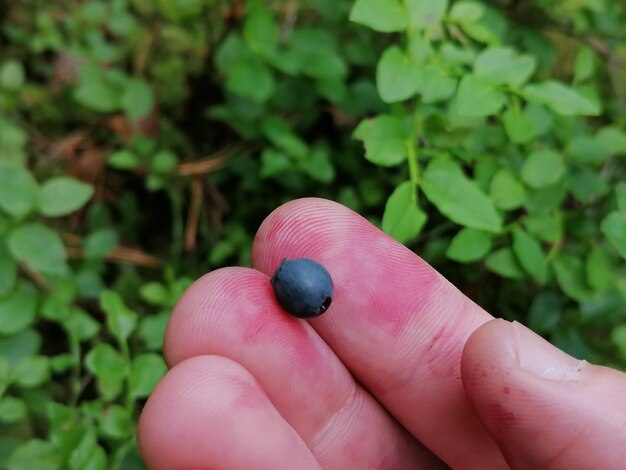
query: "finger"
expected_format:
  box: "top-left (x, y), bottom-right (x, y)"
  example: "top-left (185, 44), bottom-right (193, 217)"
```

top-left (462, 319), bottom-right (626, 469)
top-left (164, 267), bottom-right (443, 469)
top-left (137, 355), bottom-right (321, 470)
top-left (252, 198), bottom-right (507, 469)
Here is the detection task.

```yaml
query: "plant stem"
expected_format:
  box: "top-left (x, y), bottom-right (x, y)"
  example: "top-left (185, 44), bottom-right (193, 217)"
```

top-left (407, 101), bottom-right (422, 204)
top-left (118, 339), bottom-right (134, 412)
top-left (406, 136), bottom-right (419, 203)
top-left (110, 438), bottom-right (135, 470)
top-left (69, 334), bottom-right (81, 406)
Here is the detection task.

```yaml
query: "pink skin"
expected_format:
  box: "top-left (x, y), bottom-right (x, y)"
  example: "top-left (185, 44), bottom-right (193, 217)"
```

top-left (138, 198), bottom-right (626, 469)
top-left (161, 268), bottom-right (439, 468)
top-left (252, 199), bottom-right (503, 469)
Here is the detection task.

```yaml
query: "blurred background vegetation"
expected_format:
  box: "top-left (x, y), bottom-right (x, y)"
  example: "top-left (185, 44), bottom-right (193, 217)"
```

top-left (0, 0), bottom-right (625, 468)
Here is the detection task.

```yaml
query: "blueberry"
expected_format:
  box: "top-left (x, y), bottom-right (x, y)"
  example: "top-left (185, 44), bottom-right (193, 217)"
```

top-left (270, 258), bottom-right (334, 319)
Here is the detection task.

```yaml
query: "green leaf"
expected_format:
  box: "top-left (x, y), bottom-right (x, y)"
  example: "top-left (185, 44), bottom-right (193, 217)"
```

top-left (485, 247), bottom-right (525, 279)
top-left (0, 329), bottom-right (41, 366)
top-left (226, 60), bottom-right (275, 103)
top-left (349, 0), bottom-right (408, 32)
top-left (405, 0), bottom-right (449, 30)
top-left (100, 290), bottom-right (137, 342)
top-left (121, 78), bottom-right (154, 120)
top-left (521, 149), bottom-right (565, 188)
top-left (474, 47), bottom-right (536, 86)
top-left (612, 324), bottom-right (626, 360)
top-left (525, 181), bottom-right (567, 214)
top-left (376, 46), bottom-right (421, 103)
top-left (552, 254), bottom-right (594, 302)
top-left (421, 158), bottom-right (502, 233)
top-left (108, 149), bottom-right (140, 170)
top-left (84, 228), bottom-right (118, 259)
top-left (0, 60), bottom-right (25, 90)
top-left (7, 439), bottom-right (62, 470)
top-left (418, 64), bottom-right (457, 103)
top-left (615, 183), bottom-right (626, 213)
top-left (129, 353), bottom-right (167, 398)
top-left (353, 115), bottom-right (408, 166)
top-left (139, 311), bottom-right (170, 351)
top-left (586, 245), bottom-right (614, 292)
top-left (381, 182), bottom-right (427, 244)
top-left (0, 281), bottom-right (37, 335)
top-left (446, 228), bottom-right (492, 263)
top-left (214, 34), bottom-right (252, 74)
top-left (317, 78), bottom-right (349, 103)
top-left (522, 81), bottom-right (600, 116)
top-left (448, 1), bottom-right (484, 23)
top-left (567, 167), bottom-right (609, 202)
top-left (456, 75), bottom-right (506, 116)
top-left (573, 46), bottom-right (595, 83)
top-left (261, 116), bottom-right (308, 159)
top-left (527, 291), bottom-right (562, 334)
top-left (596, 127), bottom-right (626, 156)
top-left (68, 433), bottom-right (107, 470)
top-left (66, 307), bottom-right (100, 342)
top-left (13, 355), bottom-right (50, 388)
top-left (50, 354), bottom-right (74, 374)
top-left (286, 29), bottom-right (347, 80)
top-left (0, 163), bottom-right (39, 217)
top-left (38, 177), bottom-right (94, 217)
top-left (260, 149), bottom-right (291, 178)
top-left (502, 106), bottom-right (534, 144)
top-left (0, 396), bottom-right (27, 423)
top-left (0, 243), bottom-right (17, 296)
top-left (512, 228), bottom-right (548, 284)
top-left (99, 405), bottom-right (133, 439)
top-left (525, 103), bottom-right (553, 137)
top-left (295, 51), bottom-right (347, 81)
top-left (85, 343), bottom-right (126, 376)
top-left (8, 223), bottom-right (68, 275)
top-left (150, 149), bottom-right (178, 174)
top-left (601, 212), bottom-right (626, 259)
top-left (243, 0), bottom-right (278, 57)
top-left (301, 144), bottom-right (335, 183)
top-left (566, 135), bottom-right (609, 165)
top-left (489, 169), bottom-right (526, 210)
top-left (74, 79), bottom-right (120, 113)
top-left (139, 282), bottom-right (169, 306)
top-left (407, 30), bottom-right (434, 63)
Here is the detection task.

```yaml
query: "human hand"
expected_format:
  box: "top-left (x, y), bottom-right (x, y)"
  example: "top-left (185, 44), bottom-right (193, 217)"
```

top-left (137, 199), bottom-right (626, 469)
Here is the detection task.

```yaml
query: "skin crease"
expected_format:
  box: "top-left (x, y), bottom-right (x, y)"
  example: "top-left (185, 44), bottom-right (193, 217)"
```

top-left (138, 198), bottom-right (626, 469)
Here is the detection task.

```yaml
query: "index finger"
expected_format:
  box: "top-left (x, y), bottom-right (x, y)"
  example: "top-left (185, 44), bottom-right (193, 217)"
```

top-left (252, 198), bottom-right (508, 469)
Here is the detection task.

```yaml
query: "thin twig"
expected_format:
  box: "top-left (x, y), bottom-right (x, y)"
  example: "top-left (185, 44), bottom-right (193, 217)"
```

top-left (280, 1), bottom-right (298, 43)
top-left (608, 53), bottom-right (626, 116)
top-left (184, 176), bottom-right (204, 251)
top-left (66, 246), bottom-right (162, 268)
top-left (18, 263), bottom-right (51, 291)
top-left (176, 143), bottom-right (254, 176)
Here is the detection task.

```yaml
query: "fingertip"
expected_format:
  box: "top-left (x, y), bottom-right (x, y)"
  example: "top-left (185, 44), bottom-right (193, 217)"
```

top-left (251, 198), bottom-right (504, 468)
top-left (163, 267), bottom-right (275, 367)
top-left (137, 355), bottom-right (320, 470)
top-left (461, 319), bottom-right (514, 396)
top-left (252, 197), bottom-right (374, 273)
top-left (461, 319), bottom-right (626, 468)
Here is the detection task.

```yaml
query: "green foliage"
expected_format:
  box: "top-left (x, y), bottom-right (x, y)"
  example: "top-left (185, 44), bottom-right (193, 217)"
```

top-left (348, 0), bottom-right (626, 361)
top-left (421, 159), bottom-right (502, 233)
top-left (1, 0), bottom-right (625, 466)
top-left (382, 181), bottom-right (427, 243)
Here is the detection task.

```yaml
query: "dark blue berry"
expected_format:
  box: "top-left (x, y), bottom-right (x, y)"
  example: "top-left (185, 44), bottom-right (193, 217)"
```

top-left (270, 258), bottom-right (334, 319)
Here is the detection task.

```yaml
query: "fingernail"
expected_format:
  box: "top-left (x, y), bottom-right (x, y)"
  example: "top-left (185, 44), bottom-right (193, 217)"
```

top-left (511, 321), bottom-right (588, 382)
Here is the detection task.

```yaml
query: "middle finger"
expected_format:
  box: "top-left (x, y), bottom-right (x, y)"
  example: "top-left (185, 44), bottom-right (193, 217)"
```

top-left (164, 267), bottom-right (443, 468)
